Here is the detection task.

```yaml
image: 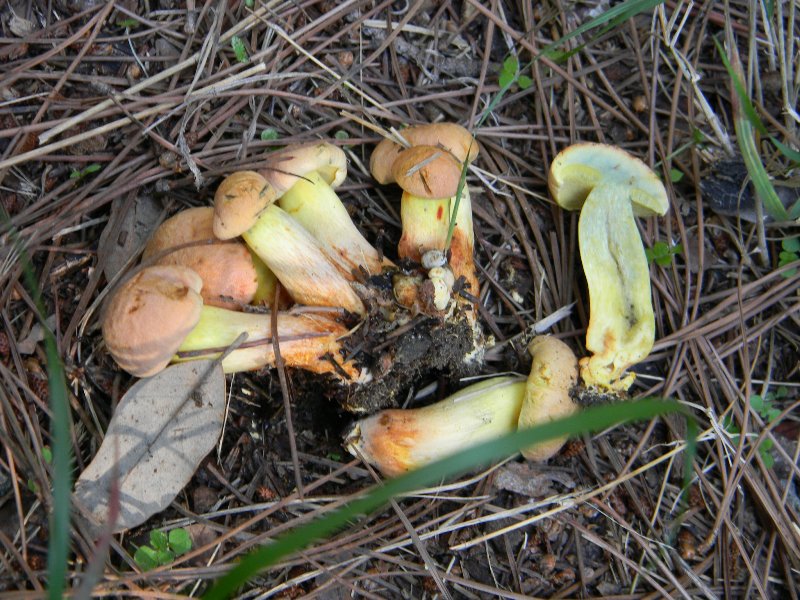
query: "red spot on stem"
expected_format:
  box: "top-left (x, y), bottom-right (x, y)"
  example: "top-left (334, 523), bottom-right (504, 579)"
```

top-left (436, 206), bottom-right (444, 220)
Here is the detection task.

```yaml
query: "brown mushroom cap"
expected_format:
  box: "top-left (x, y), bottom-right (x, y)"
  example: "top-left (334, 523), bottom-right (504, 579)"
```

top-left (260, 142), bottom-right (347, 197)
top-left (102, 265), bottom-right (204, 377)
top-left (213, 171), bottom-right (277, 239)
top-left (370, 123), bottom-right (479, 184)
top-left (548, 142), bottom-right (669, 217)
top-left (143, 207), bottom-right (259, 309)
top-left (392, 145), bottom-right (463, 199)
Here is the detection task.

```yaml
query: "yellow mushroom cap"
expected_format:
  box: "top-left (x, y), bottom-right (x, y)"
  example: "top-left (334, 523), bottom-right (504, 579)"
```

top-left (142, 207), bottom-right (259, 309)
top-left (548, 142), bottom-right (669, 217)
top-left (260, 142), bottom-right (347, 197)
top-left (213, 171), bottom-right (277, 239)
top-left (370, 123), bottom-right (479, 185)
top-left (392, 145), bottom-right (463, 200)
top-left (102, 265), bottom-right (204, 377)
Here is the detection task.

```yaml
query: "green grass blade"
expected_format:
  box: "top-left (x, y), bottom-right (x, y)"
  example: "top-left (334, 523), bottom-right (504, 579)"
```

top-left (1, 211), bottom-right (73, 599)
top-left (203, 398), bottom-right (691, 599)
top-left (538, 0), bottom-right (664, 61)
top-left (714, 39), bottom-right (790, 221)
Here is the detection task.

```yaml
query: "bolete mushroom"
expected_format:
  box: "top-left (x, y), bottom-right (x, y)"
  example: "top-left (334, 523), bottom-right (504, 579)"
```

top-left (345, 336), bottom-right (579, 477)
top-left (142, 206), bottom-right (278, 309)
top-left (548, 142), bottom-right (669, 391)
top-left (390, 144), bottom-right (479, 301)
top-left (261, 142), bottom-right (389, 276)
top-left (213, 171), bottom-right (365, 315)
top-left (102, 265), bottom-right (363, 381)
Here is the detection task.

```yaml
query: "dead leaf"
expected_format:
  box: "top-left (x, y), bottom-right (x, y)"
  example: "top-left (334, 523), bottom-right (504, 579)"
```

top-left (97, 194), bottom-right (163, 282)
top-left (494, 462), bottom-right (576, 498)
top-left (74, 360), bottom-right (225, 533)
top-left (9, 15), bottom-right (37, 37)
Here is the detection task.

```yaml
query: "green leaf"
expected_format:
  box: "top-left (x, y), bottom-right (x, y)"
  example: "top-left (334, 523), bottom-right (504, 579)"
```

top-left (498, 69), bottom-right (514, 89)
top-left (782, 238), bottom-right (800, 253)
top-left (502, 55), bottom-right (519, 75)
top-left (155, 549), bottom-right (175, 565)
top-left (82, 164), bottom-right (101, 175)
top-left (134, 546), bottom-right (159, 571)
top-left (766, 408), bottom-right (781, 422)
top-left (775, 386), bottom-right (789, 399)
top-left (334, 130), bottom-right (350, 141)
top-left (169, 528), bottom-right (192, 555)
top-left (260, 127), bottom-right (278, 141)
top-left (760, 447), bottom-right (775, 469)
top-left (669, 168), bottom-right (684, 183)
top-left (655, 254), bottom-right (673, 267)
top-left (231, 36), bottom-right (248, 63)
top-left (150, 530), bottom-right (169, 551)
top-left (749, 394), bottom-right (764, 411)
top-left (245, 0), bottom-right (254, 7)
top-left (517, 75), bottom-right (533, 90)
top-left (672, 243), bottom-right (684, 255)
top-left (41, 446), bottom-right (52, 464)
top-left (69, 170), bottom-right (81, 180)
top-left (116, 18), bottom-right (139, 29)
top-left (202, 398), bottom-right (691, 599)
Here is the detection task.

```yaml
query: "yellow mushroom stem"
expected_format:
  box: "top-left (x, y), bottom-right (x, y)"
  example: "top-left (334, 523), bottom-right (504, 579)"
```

top-left (176, 306), bottom-right (364, 381)
top-left (345, 337), bottom-right (579, 477)
top-left (345, 377), bottom-right (525, 478)
top-left (398, 187), bottom-right (478, 296)
top-left (578, 183), bottom-right (655, 391)
top-left (278, 170), bottom-right (389, 276)
top-left (242, 204), bottom-right (365, 316)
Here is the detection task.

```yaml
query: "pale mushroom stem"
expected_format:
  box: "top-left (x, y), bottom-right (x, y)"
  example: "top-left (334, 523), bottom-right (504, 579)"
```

top-left (278, 171), bottom-right (390, 276)
top-left (176, 306), bottom-right (363, 380)
top-left (243, 205), bottom-right (366, 315)
top-left (345, 377), bottom-right (525, 478)
top-left (578, 184), bottom-right (655, 391)
top-left (398, 188), bottom-right (479, 297)
top-left (397, 194), bottom-right (450, 261)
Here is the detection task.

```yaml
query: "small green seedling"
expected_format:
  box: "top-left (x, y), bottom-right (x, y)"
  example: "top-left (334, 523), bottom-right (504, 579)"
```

top-left (260, 127), bottom-right (279, 141)
top-left (69, 164), bottom-right (102, 181)
top-left (231, 36), bottom-right (248, 63)
top-left (778, 237), bottom-right (799, 277)
top-left (134, 528), bottom-right (193, 571)
top-left (498, 55), bottom-right (532, 91)
top-left (645, 241), bottom-right (683, 267)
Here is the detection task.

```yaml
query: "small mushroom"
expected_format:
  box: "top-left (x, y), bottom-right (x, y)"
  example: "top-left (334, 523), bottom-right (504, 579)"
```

top-left (213, 171), bottom-right (365, 315)
top-left (102, 265), bottom-right (364, 380)
top-left (344, 336), bottom-right (580, 477)
top-left (142, 206), bottom-right (278, 309)
top-left (548, 142), bottom-right (669, 391)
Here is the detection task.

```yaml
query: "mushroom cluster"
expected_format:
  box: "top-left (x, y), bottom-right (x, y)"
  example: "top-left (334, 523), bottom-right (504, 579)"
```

top-left (102, 141), bottom-right (387, 383)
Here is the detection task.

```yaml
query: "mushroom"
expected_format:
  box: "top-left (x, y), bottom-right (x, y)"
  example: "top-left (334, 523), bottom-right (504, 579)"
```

top-left (213, 171), bottom-right (365, 315)
top-left (548, 142), bottom-right (669, 391)
top-left (102, 265), bottom-right (363, 381)
top-left (391, 144), bottom-right (479, 302)
top-left (142, 206), bottom-right (278, 309)
top-left (344, 336), bottom-right (579, 477)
